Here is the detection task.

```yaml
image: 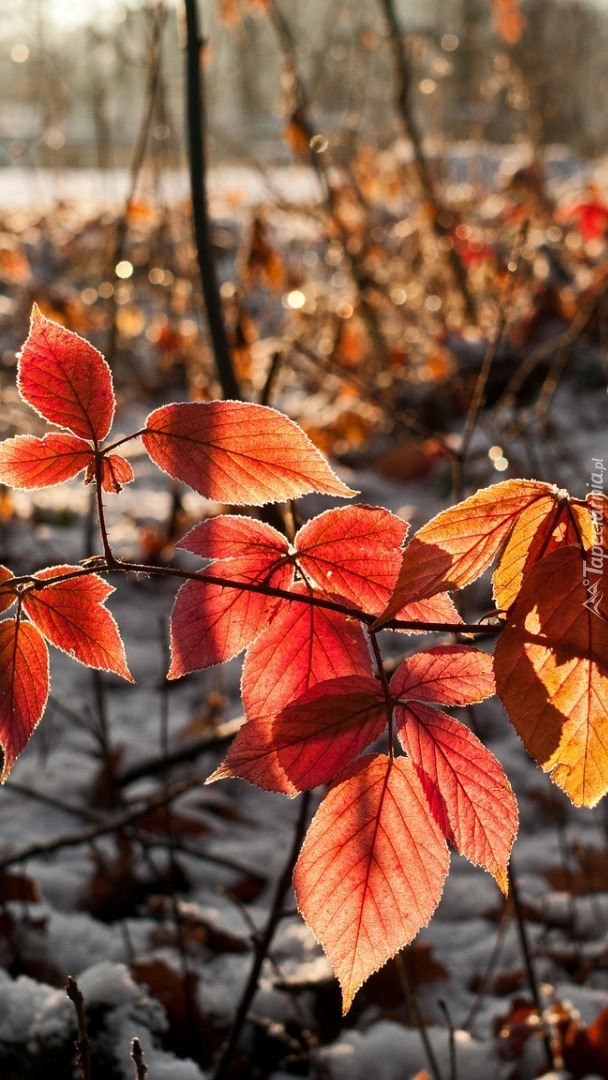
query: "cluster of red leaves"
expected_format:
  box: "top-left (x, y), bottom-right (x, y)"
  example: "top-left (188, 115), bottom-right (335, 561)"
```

top-left (0, 307), bottom-right (607, 1014)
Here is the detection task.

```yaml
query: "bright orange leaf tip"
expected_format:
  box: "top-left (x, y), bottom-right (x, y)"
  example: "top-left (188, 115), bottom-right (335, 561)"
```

top-left (495, 544), bottom-right (608, 808)
top-left (0, 620), bottom-right (49, 782)
top-left (141, 401), bottom-right (357, 505)
top-left (375, 479), bottom-right (557, 626)
top-left (293, 754), bottom-right (449, 1013)
top-left (18, 305), bottom-right (116, 444)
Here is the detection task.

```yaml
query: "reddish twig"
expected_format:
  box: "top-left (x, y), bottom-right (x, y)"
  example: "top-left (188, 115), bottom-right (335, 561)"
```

top-left (66, 976), bottom-right (92, 1080)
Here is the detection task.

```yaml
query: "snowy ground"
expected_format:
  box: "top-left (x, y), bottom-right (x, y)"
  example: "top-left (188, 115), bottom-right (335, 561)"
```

top-left (0, 372), bottom-right (607, 1079)
top-left (0, 149), bottom-right (607, 1078)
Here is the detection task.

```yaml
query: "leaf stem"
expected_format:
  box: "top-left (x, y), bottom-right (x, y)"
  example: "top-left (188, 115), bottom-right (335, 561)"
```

top-left (369, 630), bottom-right (395, 759)
top-left (94, 450), bottom-right (115, 565)
top-left (508, 861), bottom-right (556, 1072)
top-left (394, 951), bottom-right (444, 1080)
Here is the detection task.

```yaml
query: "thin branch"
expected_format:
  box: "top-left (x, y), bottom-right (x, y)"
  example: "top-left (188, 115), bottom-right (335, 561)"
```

top-left (211, 791), bottom-right (312, 1079)
top-left (66, 976), bottom-right (92, 1080)
top-left (183, 0), bottom-right (240, 400)
top-left (378, 0), bottom-right (476, 323)
top-left (508, 862), bottom-right (556, 1072)
top-left (131, 1037), bottom-right (148, 1080)
top-left (0, 777), bottom-right (251, 877)
top-left (0, 560), bottom-right (500, 638)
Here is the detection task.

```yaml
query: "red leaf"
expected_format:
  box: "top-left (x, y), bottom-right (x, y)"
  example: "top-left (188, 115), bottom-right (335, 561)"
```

top-left (208, 675), bottom-right (386, 795)
top-left (390, 645), bottom-right (495, 706)
top-left (396, 702), bottom-right (517, 892)
top-left (0, 433), bottom-right (94, 489)
top-left (22, 566), bottom-right (133, 681)
top-left (494, 545), bottom-right (608, 807)
top-left (142, 401), bottom-right (357, 505)
top-left (177, 514), bottom-right (290, 562)
top-left (0, 566), bottom-right (15, 615)
top-left (294, 505), bottom-right (407, 615)
top-left (393, 593), bottom-right (463, 631)
top-left (18, 305), bottom-right (115, 442)
top-left (293, 754), bottom-right (449, 1013)
top-left (0, 619), bottom-right (49, 781)
top-left (378, 480), bottom-right (552, 623)
top-left (169, 517), bottom-right (292, 676)
top-left (100, 454), bottom-right (135, 494)
top-left (241, 585), bottom-right (373, 718)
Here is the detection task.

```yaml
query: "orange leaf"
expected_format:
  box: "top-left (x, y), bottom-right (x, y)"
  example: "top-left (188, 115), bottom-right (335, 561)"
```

top-left (208, 674), bottom-right (386, 795)
top-left (494, 545), bottom-right (608, 806)
top-left (22, 566), bottom-right (133, 682)
top-left (142, 401), bottom-right (356, 505)
top-left (378, 480), bottom-right (552, 623)
top-left (493, 496), bottom-right (596, 612)
top-left (241, 585), bottom-right (373, 718)
top-left (396, 702), bottom-right (517, 892)
top-left (293, 754), bottom-right (449, 1013)
top-left (390, 645), bottom-right (495, 706)
top-left (0, 433), bottom-right (94, 489)
top-left (0, 619), bottom-right (49, 781)
top-left (18, 305), bottom-right (115, 443)
top-left (0, 566), bottom-right (15, 615)
top-left (100, 454), bottom-right (135, 494)
top-left (169, 516), bottom-right (292, 675)
top-left (295, 505), bottom-right (408, 616)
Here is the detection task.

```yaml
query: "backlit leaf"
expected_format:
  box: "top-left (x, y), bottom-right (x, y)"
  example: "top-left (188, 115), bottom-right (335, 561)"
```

top-left (294, 505), bottom-right (407, 615)
top-left (22, 566), bottom-right (133, 682)
top-left (142, 401), bottom-right (356, 505)
top-left (493, 496), bottom-right (596, 612)
top-left (396, 702), bottom-right (516, 892)
top-left (99, 454), bottom-right (135, 494)
top-left (0, 433), bottom-right (94, 489)
top-left (0, 619), bottom-right (49, 782)
top-left (18, 305), bottom-right (115, 442)
top-left (0, 566), bottom-right (15, 615)
top-left (378, 480), bottom-right (552, 623)
top-left (494, 545), bottom-right (608, 807)
top-left (293, 754), bottom-right (449, 1013)
top-left (390, 645), bottom-right (495, 706)
top-left (241, 585), bottom-right (373, 718)
top-left (208, 675), bottom-right (386, 795)
top-left (178, 514), bottom-right (290, 562)
top-left (393, 593), bottom-right (463, 631)
top-left (169, 568), bottom-right (292, 677)
top-left (169, 516), bottom-right (292, 676)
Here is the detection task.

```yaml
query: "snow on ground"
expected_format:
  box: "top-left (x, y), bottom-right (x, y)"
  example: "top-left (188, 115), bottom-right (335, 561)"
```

top-left (0, 167), bottom-right (607, 1077)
